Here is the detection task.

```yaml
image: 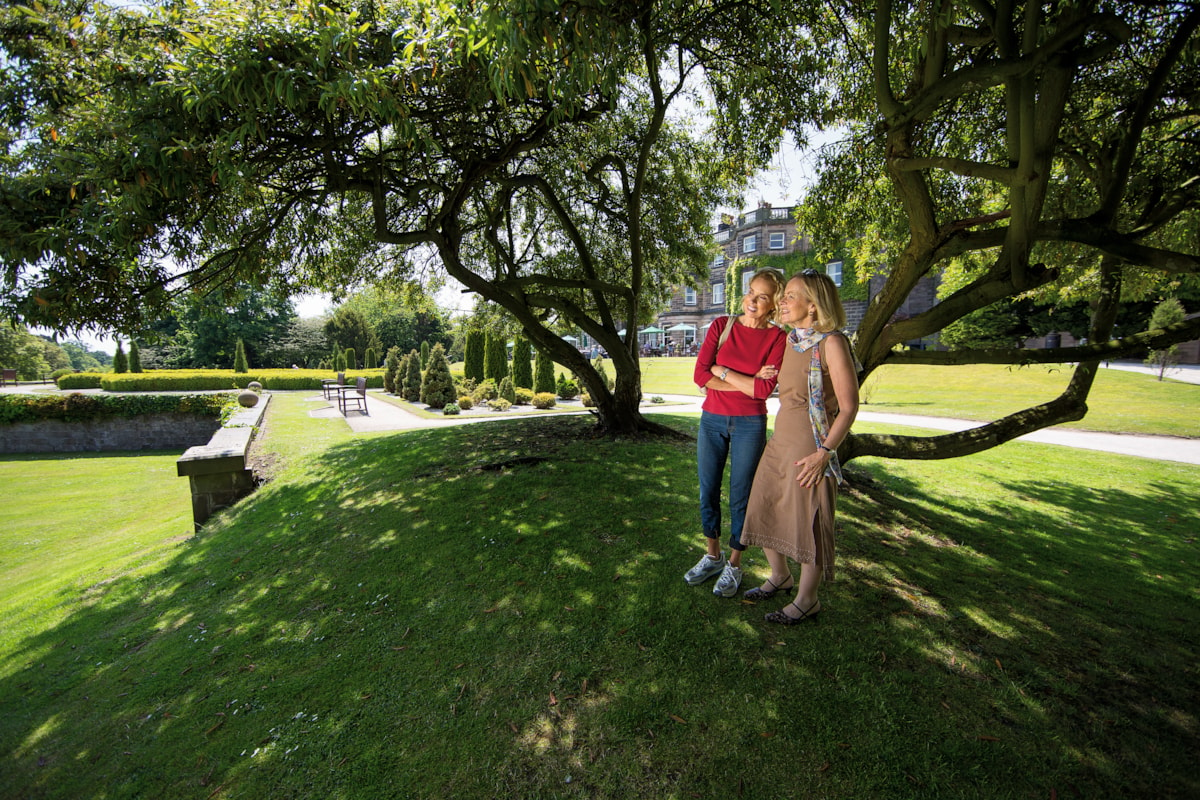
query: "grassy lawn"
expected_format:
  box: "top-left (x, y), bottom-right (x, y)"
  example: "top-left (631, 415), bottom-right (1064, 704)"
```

top-left (0, 451), bottom-right (193, 658)
top-left (638, 358), bottom-right (1199, 437)
top-left (2, 393), bottom-right (1197, 798)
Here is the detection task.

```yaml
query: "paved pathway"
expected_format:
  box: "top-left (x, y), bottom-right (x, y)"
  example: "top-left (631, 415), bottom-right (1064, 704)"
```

top-left (4, 361), bottom-right (1196, 465)
top-left (309, 388), bottom-right (1200, 466)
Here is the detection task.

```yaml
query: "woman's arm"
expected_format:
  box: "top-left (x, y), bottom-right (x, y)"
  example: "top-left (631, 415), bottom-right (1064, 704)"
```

top-left (714, 363), bottom-right (777, 397)
top-left (794, 335), bottom-right (860, 487)
top-left (713, 329), bottom-right (787, 397)
top-left (693, 318), bottom-right (726, 389)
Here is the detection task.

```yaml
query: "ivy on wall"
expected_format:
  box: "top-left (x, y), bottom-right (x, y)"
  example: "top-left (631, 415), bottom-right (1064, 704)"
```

top-left (723, 249), bottom-right (868, 304)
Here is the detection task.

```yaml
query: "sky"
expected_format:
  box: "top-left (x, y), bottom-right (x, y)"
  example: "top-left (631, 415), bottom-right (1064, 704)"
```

top-left (59, 133), bottom-right (827, 354)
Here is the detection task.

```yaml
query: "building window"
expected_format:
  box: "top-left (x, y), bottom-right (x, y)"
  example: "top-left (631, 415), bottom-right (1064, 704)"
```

top-left (712, 254), bottom-right (725, 270)
top-left (769, 231), bottom-right (786, 250)
top-left (742, 234), bottom-right (758, 253)
top-left (684, 287), bottom-right (697, 305)
top-left (741, 271), bottom-right (753, 294)
top-left (712, 283), bottom-right (724, 306)
top-left (826, 260), bottom-right (843, 287)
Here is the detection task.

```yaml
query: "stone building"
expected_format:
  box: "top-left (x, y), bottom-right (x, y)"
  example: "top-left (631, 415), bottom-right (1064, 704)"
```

top-left (653, 203), bottom-right (808, 354)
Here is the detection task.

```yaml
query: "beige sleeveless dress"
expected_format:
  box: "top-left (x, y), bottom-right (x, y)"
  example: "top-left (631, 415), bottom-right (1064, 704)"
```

top-left (740, 337), bottom-right (842, 581)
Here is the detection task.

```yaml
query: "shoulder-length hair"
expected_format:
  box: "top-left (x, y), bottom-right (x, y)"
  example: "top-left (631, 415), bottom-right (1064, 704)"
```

top-left (794, 269), bottom-right (847, 332)
top-left (746, 267), bottom-right (786, 322)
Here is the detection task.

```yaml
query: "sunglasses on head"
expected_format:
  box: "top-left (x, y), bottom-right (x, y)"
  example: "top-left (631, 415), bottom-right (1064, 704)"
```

top-left (801, 269), bottom-right (819, 277)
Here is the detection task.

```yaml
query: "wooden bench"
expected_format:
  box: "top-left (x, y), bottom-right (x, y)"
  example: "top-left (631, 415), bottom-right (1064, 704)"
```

top-left (336, 376), bottom-right (368, 416)
top-left (0, 369), bottom-right (16, 387)
top-left (321, 371), bottom-right (346, 400)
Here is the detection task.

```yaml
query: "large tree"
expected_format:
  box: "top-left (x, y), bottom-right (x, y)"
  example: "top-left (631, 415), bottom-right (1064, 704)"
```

top-left (796, 1), bottom-right (1200, 461)
top-left (323, 307), bottom-right (380, 367)
top-left (176, 286), bottom-right (297, 368)
top-left (0, 0), bottom-right (810, 435)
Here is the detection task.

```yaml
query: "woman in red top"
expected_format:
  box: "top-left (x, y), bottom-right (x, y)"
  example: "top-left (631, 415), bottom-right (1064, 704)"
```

top-left (684, 268), bottom-right (788, 597)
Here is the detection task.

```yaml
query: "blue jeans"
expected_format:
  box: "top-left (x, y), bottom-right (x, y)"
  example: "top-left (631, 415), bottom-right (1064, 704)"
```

top-left (697, 411), bottom-right (767, 552)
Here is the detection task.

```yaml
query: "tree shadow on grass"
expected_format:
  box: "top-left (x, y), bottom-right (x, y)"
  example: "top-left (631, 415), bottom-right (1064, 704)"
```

top-left (836, 459), bottom-right (1200, 798)
top-left (2, 417), bottom-right (1198, 799)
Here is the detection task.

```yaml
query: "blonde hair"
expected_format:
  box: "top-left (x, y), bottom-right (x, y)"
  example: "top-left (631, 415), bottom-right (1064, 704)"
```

top-left (746, 268), bottom-right (786, 322)
top-left (794, 270), bottom-right (847, 332)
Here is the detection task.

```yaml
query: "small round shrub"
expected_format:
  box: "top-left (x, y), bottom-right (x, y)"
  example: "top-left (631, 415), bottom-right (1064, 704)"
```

top-left (457, 395), bottom-right (474, 410)
top-left (513, 387), bottom-right (534, 405)
top-left (555, 373), bottom-right (579, 400)
top-left (443, 403), bottom-right (461, 415)
top-left (581, 392), bottom-right (595, 407)
top-left (490, 398), bottom-right (512, 412)
top-left (532, 392), bottom-right (557, 409)
top-left (650, 395), bottom-right (665, 404)
top-left (472, 378), bottom-right (498, 402)
top-left (456, 376), bottom-right (477, 397)
top-left (498, 375), bottom-right (516, 404)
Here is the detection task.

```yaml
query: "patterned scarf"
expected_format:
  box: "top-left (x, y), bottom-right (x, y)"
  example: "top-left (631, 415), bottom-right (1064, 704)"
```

top-left (788, 327), bottom-right (844, 485)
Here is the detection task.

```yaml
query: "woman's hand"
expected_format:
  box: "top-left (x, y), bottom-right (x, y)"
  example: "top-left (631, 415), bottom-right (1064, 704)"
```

top-left (794, 449), bottom-right (831, 488)
top-left (754, 364), bottom-right (777, 380)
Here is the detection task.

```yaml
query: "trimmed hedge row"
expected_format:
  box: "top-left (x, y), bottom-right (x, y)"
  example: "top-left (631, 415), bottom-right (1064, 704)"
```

top-left (0, 392), bottom-right (235, 425)
top-left (56, 373), bottom-right (103, 389)
top-left (58, 369), bottom-right (385, 392)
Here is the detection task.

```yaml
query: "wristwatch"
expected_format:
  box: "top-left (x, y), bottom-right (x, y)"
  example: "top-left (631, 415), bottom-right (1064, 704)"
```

top-left (719, 368), bottom-right (729, 381)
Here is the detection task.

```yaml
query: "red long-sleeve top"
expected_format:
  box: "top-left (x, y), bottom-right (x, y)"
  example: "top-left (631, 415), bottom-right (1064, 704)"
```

top-left (693, 316), bottom-right (787, 416)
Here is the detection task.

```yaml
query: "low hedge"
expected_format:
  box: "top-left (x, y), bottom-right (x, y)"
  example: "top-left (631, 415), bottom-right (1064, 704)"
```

top-left (57, 373), bottom-right (103, 390)
top-left (58, 369), bottom-right (385, 392)
top-left (0, 392), bottom-right (235, 425)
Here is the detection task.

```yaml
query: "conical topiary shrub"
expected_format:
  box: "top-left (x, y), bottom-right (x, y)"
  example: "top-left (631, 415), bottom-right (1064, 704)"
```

top-left (485, 331), bottom-right (508, 383)
top-left (464, 330), bottom-right (484, 383)
top-left (511, 336), bottom-right (533, 389)
top-left (402, 349), bottom-right (423, 401)
top-left (234, 338), bottom-right (249, 373)
top-left (420, 344), bottom-right (456, 408)
top-left (384, 347), bottom-right (402, 394)
top-left (113, 341), bottom-right (128, 373)
top-left (534, 348), bottom-right (555, 394)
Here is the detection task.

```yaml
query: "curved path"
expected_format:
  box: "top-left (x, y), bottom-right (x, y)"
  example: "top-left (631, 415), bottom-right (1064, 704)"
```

top-left (325, 391), bottom-right (1200, 466)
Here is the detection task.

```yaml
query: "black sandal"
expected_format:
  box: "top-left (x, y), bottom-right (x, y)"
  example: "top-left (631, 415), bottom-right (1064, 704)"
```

top-left (743, 577), bottom-right (795, 602)
top-left (764, 600), bottom-right (820, 625)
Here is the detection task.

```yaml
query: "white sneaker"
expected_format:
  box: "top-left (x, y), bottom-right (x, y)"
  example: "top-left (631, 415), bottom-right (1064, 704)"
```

top-left (684, 553), bottom-right (726, 585)
top-left (713, 563), bottom-right (743, 597)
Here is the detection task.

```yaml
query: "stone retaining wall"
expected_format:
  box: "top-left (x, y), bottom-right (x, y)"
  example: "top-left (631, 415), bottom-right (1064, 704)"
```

top-left (176, 397), bottom-right (270, 530)
top-left (0, 413), bottom-right (221, 454)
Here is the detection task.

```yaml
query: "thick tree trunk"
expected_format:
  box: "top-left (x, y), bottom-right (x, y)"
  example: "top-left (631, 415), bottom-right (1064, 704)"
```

top-left (583, 352), bottom-right (684, 438)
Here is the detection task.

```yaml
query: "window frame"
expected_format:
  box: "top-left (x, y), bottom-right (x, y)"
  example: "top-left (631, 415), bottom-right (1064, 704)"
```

top-left (826, 260), bottom-right (843, 287)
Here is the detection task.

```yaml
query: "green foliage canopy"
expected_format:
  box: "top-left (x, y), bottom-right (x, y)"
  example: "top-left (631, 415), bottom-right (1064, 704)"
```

top-left (0, 0), bottom-right (814, 435)
top-left (790, 1), bottom-right (1200, 461)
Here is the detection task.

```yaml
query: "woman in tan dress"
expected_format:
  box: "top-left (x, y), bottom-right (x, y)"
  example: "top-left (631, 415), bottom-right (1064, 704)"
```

top-left (740, 270), bottom-right (859, 624)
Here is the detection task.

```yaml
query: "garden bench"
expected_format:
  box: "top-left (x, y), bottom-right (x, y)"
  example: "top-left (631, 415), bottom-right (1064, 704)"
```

top-left (321, 371), bottom-right (346, 400)
top-left (336, 376), bottom-right (368, 416)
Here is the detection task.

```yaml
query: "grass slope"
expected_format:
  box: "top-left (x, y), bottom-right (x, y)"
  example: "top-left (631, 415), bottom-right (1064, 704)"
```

top-left (1, 395), bottom-right (1197, 798)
